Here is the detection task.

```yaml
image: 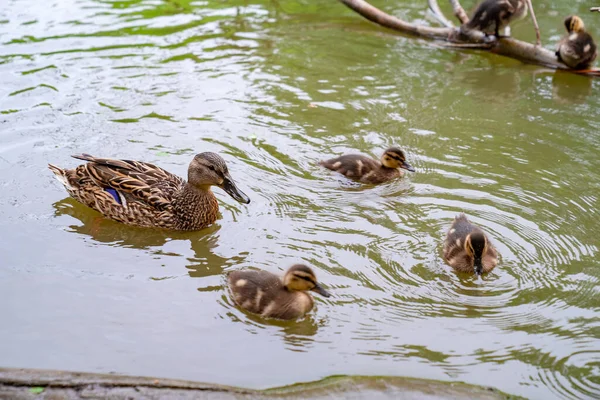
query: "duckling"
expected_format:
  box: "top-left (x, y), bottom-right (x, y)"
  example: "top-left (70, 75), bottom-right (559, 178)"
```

top-left (48, 152), bottom-right (250, 231)
top-left (556, 16), bottom-right (597, 70)
top-left (227, 264), bottom-right (331, 320)
top-left (462, 0), bottom-right (527, 38)
top-left (320, 147), bottom-right (415, 184)
top-left (443, 213), bottom-right (498, 275)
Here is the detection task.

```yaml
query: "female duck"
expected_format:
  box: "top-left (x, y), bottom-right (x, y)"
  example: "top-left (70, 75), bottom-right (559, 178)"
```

top-left (443, 214), bottom-right (498, 275)
top-left (556, 16), bottom-right (597, 70)
top-left (48, 152), bottom-right (250, 231)
top-left (320, 147), bottom-right (415, 184)
top-left (462, 0), bottom-right (527, 38)
top-left (228, 264), bottom-right (331, 320)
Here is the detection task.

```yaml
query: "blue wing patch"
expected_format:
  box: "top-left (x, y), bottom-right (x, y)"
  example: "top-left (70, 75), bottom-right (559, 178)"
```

top-left (104, 187), bottom-right (122, 205)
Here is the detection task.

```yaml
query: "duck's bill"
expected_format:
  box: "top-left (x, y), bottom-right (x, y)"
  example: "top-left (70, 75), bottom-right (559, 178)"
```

top-left (401, 161), bottom-right (416, 172)
top-left (312, 283), bottom-right (332, 298)
top-left (222, 175), bottom-right (250, 204)
top-left (474, 259), bottom-right (483, 276)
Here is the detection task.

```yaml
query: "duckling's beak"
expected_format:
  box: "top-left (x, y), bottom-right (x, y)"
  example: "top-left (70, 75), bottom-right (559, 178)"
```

top-left (401, 161), bottom-right (415, 172)
top-left (474, 257), bottom-right (483, 276)
top-left (311, 283), bottom-right (331, 298)
top-left (221, 173), bottom-right (250, 204)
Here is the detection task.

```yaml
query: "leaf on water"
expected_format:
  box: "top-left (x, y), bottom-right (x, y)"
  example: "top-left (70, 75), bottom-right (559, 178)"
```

top-left (29, 387), bottom-right (44, 394)
top-left (155, 151), bottom-right (170, 157)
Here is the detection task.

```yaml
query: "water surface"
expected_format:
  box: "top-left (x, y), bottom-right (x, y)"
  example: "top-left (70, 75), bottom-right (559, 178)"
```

top-left (1, 1), bottom-right (599, 399)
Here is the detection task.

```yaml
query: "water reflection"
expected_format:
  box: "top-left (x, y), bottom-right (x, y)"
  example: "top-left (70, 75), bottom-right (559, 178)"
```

top-left (219, 293), bottom-right (323, 349)
top-left (52, 197), bottom-right (243, 279)
top-left (551, 71), bottom-right (593, 104)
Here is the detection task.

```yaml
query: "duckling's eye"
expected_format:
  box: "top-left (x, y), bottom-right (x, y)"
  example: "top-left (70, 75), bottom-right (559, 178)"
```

top-left (208, 165), bottom-right (216, 172)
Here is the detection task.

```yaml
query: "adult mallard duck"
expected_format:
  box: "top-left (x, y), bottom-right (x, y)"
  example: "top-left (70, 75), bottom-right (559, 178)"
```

top-left (556, 15), bottom-right (597, 70)
top-left (462, 0), bottom-right (527, 38)
top-left (443, 214), bottom-right (498, 275)
top-left (228, 264), bottom-right (331, 320)
top-left (320, 147), bottom-right (415, 184)
top-left (48, 152), bottom-right (250, 231)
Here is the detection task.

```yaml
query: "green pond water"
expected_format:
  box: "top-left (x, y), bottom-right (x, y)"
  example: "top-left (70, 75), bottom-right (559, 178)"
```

top-left (1, 0), bottom-right (599, 399)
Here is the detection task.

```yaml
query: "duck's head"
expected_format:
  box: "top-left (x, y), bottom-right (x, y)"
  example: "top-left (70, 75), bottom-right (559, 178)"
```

top-left (465, 230), bottom-right (488, 276)
top-left (565, 15), bottom-right (585, 33)
top-left (283, 264), bottom-right (331, 297)
top-left (381, 147), bottom-right (415, 172)
top-left (188, 152), bottom-right (250, 204)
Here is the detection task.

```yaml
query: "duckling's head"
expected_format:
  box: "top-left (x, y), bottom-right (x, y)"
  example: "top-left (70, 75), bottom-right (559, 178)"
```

top-left (565, 15), bottom-right (585, 33)
top-left (188, 152), bottom-right (250, 204)
top-left (381, 147), bottom-right (415, 172)
top-left (465, 230), bottom-right (488, 276)
top-left (283, 264), bottom-right (331, 297)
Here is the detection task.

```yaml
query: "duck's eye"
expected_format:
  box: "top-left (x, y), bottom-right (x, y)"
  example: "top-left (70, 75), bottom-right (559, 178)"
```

top-left (208, 165), bottom-right (216, 172)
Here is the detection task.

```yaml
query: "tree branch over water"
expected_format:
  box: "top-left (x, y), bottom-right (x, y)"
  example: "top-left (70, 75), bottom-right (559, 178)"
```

top-left (338, 0), bottom-right (600, 77)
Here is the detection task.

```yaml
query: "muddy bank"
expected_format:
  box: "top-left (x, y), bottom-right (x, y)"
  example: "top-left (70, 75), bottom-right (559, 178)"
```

top-left (0, 368), bottom-right (519, 399)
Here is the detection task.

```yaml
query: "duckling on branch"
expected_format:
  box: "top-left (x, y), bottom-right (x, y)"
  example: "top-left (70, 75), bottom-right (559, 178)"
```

top-left (556, 15), bottom-right (597, 70)
top-left (443, 214), bottom-right (498, 276)
top-left (462, 0), bottom-right (527, 38)
top-left (320, 147), bottom-right (415, 184)
top-left (228, 264), bottom-right (331, 320)
top-left (48, 152), bottom-right (250, 231)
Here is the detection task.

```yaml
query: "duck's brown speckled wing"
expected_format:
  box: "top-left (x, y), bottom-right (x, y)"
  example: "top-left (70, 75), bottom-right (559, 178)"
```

top-left (71, 154), bottom-right (185, 210)
top-left (320, 154), bottom-right (380, 180)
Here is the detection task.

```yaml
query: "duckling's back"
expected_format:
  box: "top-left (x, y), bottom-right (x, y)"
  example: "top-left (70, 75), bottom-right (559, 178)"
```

top-left (320, 154), bottom-right (398, 183)
top-left (227, 270), bottom-right (313, 320)
top-left (558, 32), bottom-right (597, 69)
top-left (446, 213), bottom-right (476, 241)
top-left (443, 214), bottom-right (477, 265)
top-left (465, 0), bottom-right (526, 35)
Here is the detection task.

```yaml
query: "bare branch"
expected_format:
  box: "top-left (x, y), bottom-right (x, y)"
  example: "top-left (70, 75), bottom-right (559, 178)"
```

top-left (525, 0), bottom-right (541, 46)
top-left (337, 0), bottom-right (600, 76)
top-left (337, 0), bottom-right (449, 39)
top-left (428, 0), bottom-right (454, 28)
top-left (448, 0), bottom-right (469, 24)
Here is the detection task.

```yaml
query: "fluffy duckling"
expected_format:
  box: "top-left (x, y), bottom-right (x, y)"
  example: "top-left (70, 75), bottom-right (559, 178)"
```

top-left (320, 147), bottom-right (415, 184)
top-left (443, 214), bottom-right (498, 275)
top-left (49, 152), bottom-right (250, 231)
top-left (463, 0), bottom-right (527, 38)
top-left (228, 264), bottom-right (331, 320)
top-left (556, 16), bottom-right (597, 70)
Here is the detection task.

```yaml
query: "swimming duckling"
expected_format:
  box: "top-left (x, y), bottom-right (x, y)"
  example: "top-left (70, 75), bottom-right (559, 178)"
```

top-left (48, 152), bottom-right (250, 231)
top-left (556, 16), bottom-right (597, 70)
top-left (227, 264), bottom-right (331, 320)
top-left (463, 0), bottom-right (527, 38)
top-left (443, 214), bottom-right (498, 275)
top-left (320, 147), bottom-right (415, 184)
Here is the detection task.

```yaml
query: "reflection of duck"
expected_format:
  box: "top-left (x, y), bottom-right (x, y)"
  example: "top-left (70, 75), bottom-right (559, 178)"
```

top-left (556, 16), bottom-right (597, 70)
top-left (228, 264), bottom-right (331, 320)
top-left (463, 0), bottom-right (527, 38)
top-left (551, 71), bottom-right (593, 104)
top-left (320, 147), bottom-right (415, 184)
top-left (53, 197), bottom-right (180, 247)
top-left (443, 214), bottom-right (498, 275)
top-left (49, 153), bottom-right (250, 231)
top-left (53, 198), bottom-right (236, 279)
